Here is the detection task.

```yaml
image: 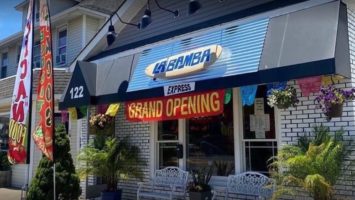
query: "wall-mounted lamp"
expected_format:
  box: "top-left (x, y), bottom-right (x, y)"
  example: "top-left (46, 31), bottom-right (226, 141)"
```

top-left (139, 5), bottom-right (152, 29)
top-left (106, 19), bottom-right (116, 46)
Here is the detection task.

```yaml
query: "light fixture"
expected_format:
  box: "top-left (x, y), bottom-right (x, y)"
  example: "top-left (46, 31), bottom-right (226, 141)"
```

top-left (154, 0), bottom-right (179, 17)
top-left (106, 19), bottom-right (116, 46)
top-left (139, 7), bottom-right (152, 29)
top-left (188, 0), bottom-right (201, 15)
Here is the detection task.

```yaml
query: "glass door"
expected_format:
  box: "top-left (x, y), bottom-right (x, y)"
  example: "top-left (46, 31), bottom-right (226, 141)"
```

top-left (242, 85), bottom-right (277, 175)
top-left (156, 120), bottom-right (179, 169)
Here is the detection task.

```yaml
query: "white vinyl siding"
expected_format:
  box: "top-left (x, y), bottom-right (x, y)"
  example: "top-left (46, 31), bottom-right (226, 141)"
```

top-left (86, 16), bottom-right (101, 46)
top-left (67, 16), bottom-right (83, 66)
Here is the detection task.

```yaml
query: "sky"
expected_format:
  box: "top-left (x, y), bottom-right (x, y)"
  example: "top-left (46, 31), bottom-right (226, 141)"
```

top-left (0, 0), bottom-right (23, 41)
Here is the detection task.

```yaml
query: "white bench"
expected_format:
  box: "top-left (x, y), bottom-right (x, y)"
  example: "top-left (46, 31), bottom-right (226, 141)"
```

top-left (212, 172), bottom-right (275, 200)
top-left (137, 167), bottom-right (189, 200)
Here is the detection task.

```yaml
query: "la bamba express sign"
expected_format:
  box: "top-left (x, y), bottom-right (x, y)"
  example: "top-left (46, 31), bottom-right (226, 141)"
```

top-left (145, 45), bottom-right (222, 79)
top-left (126, 90), bottom-right (225, 122)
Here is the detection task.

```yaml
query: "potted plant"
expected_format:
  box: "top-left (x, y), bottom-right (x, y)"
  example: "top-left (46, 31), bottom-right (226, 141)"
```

top-left (269, 126), bottom-right (353, 200)
top-left (315, 85), bottom-right (355, 121)
top-left (78, 137), bottom-right (144, 200)
top-left (188, 166), bottom-right (214, 200)
top-left (0, 151), bottom-right (11, 187)
top-left (267, 86), bottom-right (299, 109)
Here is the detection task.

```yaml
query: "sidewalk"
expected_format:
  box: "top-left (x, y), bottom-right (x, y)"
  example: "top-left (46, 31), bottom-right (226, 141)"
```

top-left (0, 188), bottom-right (22, 200)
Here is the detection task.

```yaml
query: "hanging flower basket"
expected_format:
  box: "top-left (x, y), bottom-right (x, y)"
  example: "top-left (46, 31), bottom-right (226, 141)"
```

top-left (267, 86), bottom-right (299, 109)
top-left (89, 114), bottom-right (114, 135)
top-left (325, 103), bottom-right (343, 120)
top-left (315, 85), bottom-right (355, 121)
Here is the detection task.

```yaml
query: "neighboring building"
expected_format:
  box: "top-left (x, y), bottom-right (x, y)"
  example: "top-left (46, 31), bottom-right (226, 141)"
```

top-left (59, 0), bottom-right (355, 199)
top-left (0, 0), bottom-right (111, 189)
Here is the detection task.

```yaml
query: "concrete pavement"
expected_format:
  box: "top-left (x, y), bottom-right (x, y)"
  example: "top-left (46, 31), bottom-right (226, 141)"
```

top-left (0, 188), bottom-right (22, 200)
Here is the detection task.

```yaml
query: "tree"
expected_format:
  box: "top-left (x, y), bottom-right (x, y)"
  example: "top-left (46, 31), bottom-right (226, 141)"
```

top-left (27, 125), bottom-right (81, 200)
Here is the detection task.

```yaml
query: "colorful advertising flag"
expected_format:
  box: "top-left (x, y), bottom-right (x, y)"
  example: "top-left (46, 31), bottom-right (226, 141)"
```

top-left (32, 0), bottom-right (54, 161)
top-left (126, 90), bottom-right (225, 122)
top-left (8, 0), bottom-right (34, 164)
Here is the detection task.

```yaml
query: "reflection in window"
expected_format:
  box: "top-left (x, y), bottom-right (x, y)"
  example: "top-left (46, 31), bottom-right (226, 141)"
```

top-left (186, 97), bottom-right (234, 176)
top-left (157, 120), bottom-right (178, 169)
top-left (242, 85), bottom-right (277, 175)
top-left (56, 28), bottom-right (67, 66)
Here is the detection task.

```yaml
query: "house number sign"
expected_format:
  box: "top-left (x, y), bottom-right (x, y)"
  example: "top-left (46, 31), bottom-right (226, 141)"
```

top-left (69, 86), bottom-right (84, 99)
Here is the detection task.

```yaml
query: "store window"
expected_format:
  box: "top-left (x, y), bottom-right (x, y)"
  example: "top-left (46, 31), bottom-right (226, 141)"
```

top-left (156, 120), bottom-right (179, 169)
top-left (1, 52), bottom-right (8, 78)
top-left (0, 117), bottom-right (9, 151)
top-left (242, 85), bottom-right (277, 175)
top-left (56, 28), bottom-right (67, 66)
top-left (186, 96), bottom-right (234, 176)
top-left (33, 40), bottom-right (41, 68)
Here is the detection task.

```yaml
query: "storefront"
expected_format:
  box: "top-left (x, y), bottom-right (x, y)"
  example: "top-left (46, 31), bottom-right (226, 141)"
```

top-left (60, 0), bottom-right (355, 199)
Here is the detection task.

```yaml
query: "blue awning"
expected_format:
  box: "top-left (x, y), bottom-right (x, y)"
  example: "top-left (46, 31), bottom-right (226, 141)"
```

top-left (127, 18), bottom-right (269, 92)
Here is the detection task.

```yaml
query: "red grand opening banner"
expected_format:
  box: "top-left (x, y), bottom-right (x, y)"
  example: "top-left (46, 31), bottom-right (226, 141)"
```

top-left (126, 90), bottom-right (225, 122)
top-left (8, 0), bottom-right (34, 164)
top-left (32, 0), bottom-right (54, 161)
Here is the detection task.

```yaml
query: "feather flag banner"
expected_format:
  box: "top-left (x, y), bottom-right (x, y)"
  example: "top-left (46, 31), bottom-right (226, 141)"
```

top-left (8, 0), bottom-right (34, 164)
top-left (32, 0), bottom-right (54, 161)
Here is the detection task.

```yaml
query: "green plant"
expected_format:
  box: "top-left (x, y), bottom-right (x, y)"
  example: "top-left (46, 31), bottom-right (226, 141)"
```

top-left (267, 86), bottom-right (299, 109)
top-left (27, 125), bottom-right (81, 200)
top-left (0, 151), bottom-right (11, 171)
top-left (188, 166), bottom-right (213, 192)
top-left (269, 126), bottom-right (352, 200)
top-left (213, 160), bottom-right (234, 176)
top-left (77, 137), bottom-right (144, 192)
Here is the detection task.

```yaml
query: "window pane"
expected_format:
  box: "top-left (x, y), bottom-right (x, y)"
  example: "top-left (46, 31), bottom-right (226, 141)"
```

top-left (243, 85), bottom-right (275, 139)
top-left (158, 143), bottom-right (178, 169)
top-left (1, 53), bottom-right (8, 66)
top-left (158, 120), bottom-right (178, 141)
top-left (58, 30), bottom-right (67, 47)
top-left (186, 96), bottom-right (234, 176)
top-left (245, 141), bottom-right (277, 175)
top-left (59, 47), bottom-right (66, 55)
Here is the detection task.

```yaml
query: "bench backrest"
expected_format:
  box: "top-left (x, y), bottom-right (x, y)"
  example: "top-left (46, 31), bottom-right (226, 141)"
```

top-left (153, 167), bottom-right (189, 189)
top-left (227, 172), bottom-right (275, 198)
